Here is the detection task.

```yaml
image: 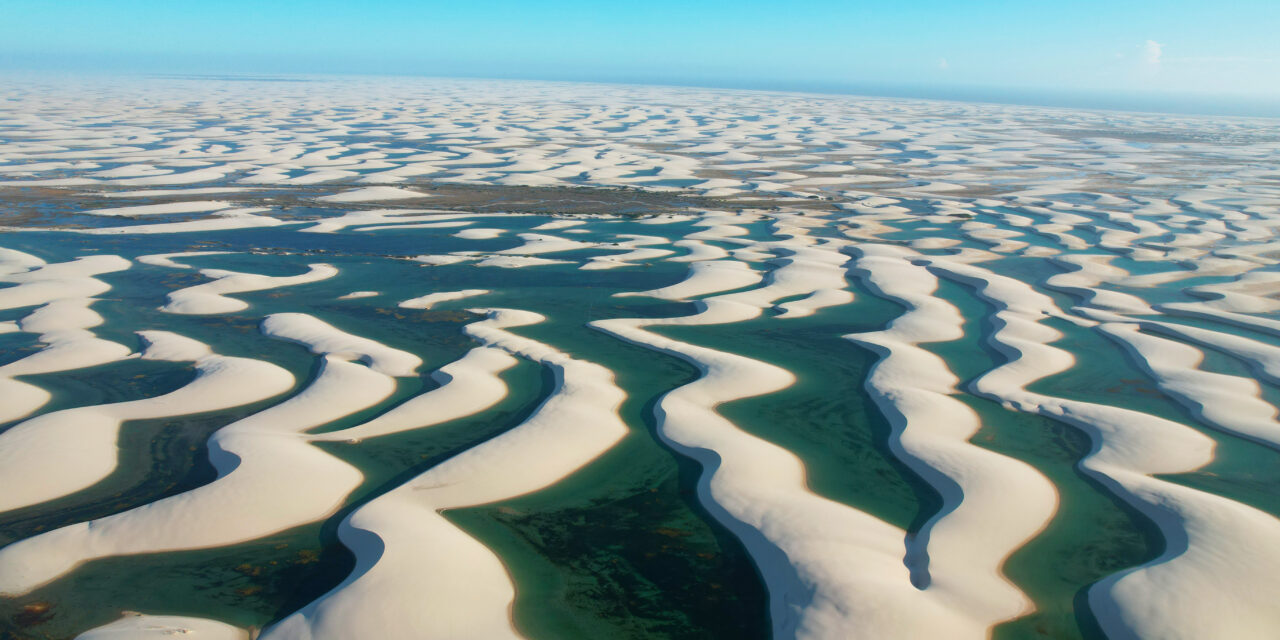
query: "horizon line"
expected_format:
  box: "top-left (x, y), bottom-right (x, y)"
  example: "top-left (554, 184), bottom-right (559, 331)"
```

top-left (4, 65), bottom-right (1280, 121)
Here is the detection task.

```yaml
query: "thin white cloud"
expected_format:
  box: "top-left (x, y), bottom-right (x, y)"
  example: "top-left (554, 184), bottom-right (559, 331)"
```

top-left (938, 57), bottom-right (949, 70)
top-left (1143, 40), bottom-right (1163, 65)
top-left (1167, 55), bottom-right (1278, 64)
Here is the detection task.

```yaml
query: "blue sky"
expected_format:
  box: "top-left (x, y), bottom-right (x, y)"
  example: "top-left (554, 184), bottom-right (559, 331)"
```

top-left (2, 0), bottom-right (1278, 114)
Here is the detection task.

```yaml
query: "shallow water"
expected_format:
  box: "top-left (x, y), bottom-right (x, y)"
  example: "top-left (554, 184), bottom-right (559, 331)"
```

top-left (2, 76), bottom-right (1279, 639)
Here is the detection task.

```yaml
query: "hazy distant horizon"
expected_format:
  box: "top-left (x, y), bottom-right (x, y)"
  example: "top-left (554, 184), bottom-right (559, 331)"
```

top-left (5, 62), bottom-right (1278, 120)
top-left (4, 0), bottom-right (1279, 119)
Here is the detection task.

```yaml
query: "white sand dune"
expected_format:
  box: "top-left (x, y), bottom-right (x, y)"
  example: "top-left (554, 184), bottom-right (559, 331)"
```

top-left (116, 167), bottom-right (236, 186)
top-left (76, 613), bottom-right (248, 640)
top-left (0, 331), bottom-right (293, 521)
top-left (75, 208), bottom-right (287, 235)
top-left (162, 263), bottom-right (339, 315)
top-left (262, 313), bottom-right (422, 377)
top-left (595, 301), bottom-right (951, 637)
top-left (716, 239), bottom-right (852, 318)
top-left (588, 236), bottom-right (1046, 637)
top-left (475, 255), bottom-right (573, 268)
top-left (353, 220), bottom-right (473, 232)
top-left (1159, 302), bottom-right (1280, 337)
top-left (669, 239), bottom-right (730, 262)
top-left (0, 298), bottom-right (132, 424)
top-left (617, 231), bottom-right (852, 315)
top-left (4, 76), bottom-right (1280, 638)
top-left (137, 250), bottom-right (236, 269)
top-left (0, 247), bottom-right (47, 276)
top-left (579, 234), bottom-right (673, 270)
top-left (1099, 323), bottom-right (1280, 449)
top-left (85, 201), bottom-right (233, 217)
top-left (266, 308), bottom-right (629, 640)
top-left (411, 253), bottom-right (474, 266)
top-left (0, 313), bottom-right (444, 594)
top-left (1134, 318), bottom-right (1280, 384)
top-left (774, 288), bottom-right (854, 318)
top-left (0, 252), bottom-right (131, 310)
top-left (99, 187), bottom-right (256, 198)
top-left (298, 209), bottom-right (474, 234)
top-left (497, 232), bottom-right (596, 255)
top-left (841, 245), bottom-right (1058, 635)
top-left (0, 355), bottom-right (382, 594)
top-left (317, 186), bottom-right (433, 202)
top-left (617, 259), bottom-right (761, 301)
top-left (454, 227), bottom-right (506, 239)
top-left (531, 219), bottom-right (585, 230)
top-left (399, 289), bottom-right (490, 310)
top-left (1044, 254), bottom-right (1155, 314)
top-left (310, 346), bottom-right (517, 444)
top-left (1089, 474), bottom-right (1280, 640)
top-left (0, 250), bottom-right (136, 422)
top-left (928, 260), bottom-right (1280, 640)
top-left (581, 247), bottom-right (672, 270)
